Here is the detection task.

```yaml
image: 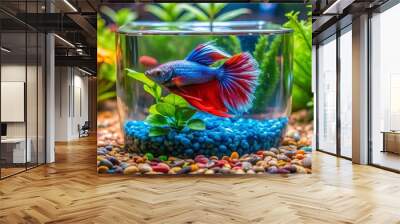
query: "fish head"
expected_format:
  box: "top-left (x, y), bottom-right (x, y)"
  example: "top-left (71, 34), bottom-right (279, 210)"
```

top-left (144, 65), bottom-right (173, 85)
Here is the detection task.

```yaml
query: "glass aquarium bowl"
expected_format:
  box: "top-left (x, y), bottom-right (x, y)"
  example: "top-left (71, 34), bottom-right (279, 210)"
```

top-left (116, 21), bottom-right (293, 158)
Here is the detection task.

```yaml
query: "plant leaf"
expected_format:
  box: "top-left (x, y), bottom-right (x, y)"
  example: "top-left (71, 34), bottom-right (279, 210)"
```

top-left (149, 104), bottom-right (160, 114)
top-left (125, 69), bottom-right (155, 87)
top-left (176, 107), bottom-right (196, 122)
top-left (163, 94), bottom-right (188, 107)
top-left (215, 8), bottom-right (250, 22)
top-left (181, 4), bottom-right (208, 21)
top-left (114, 8), bottom-right (137, 27)
top-left (155, 85), bottom-right (162, 99)
top-left (187, 119), bottom-right (205, 130)
top-left (145, 114), bottom-right (168, 126)
top-left (149, 126), bottom-right (170, 137)
top-left (145, 4), bottom-right (171, 21)
top-left (156, 103), bottom-right (176, 117)
top-left (97, 91), bottom-right (116, 102)
top-left (144, 84), bottom-right (157, 98)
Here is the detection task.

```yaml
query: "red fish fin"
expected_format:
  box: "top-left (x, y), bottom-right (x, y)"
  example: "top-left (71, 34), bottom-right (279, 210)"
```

top-left (218, 52), bottom-right (260, 114)
top-left (185, 42), bottom-right (230, 66)
top-left (169, 80), bottom-right (232, 118)
top-left (171, 76), bottom-right (186, 87)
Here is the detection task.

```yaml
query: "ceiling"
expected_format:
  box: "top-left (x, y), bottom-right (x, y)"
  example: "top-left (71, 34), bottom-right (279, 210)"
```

top-left (0, 0), bottom-right (99, 74)
top-left (312, 0), bottom-right (391, 44)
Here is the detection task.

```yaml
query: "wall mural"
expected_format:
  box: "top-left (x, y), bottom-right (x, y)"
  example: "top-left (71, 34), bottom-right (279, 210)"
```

top-left (97, 3), bottom-right (313, 176)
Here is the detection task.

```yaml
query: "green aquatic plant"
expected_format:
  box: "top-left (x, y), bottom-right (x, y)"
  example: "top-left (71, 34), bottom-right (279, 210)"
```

top-left (97, 7), bottom-right (137, 103)
top-left (284, 9), bottom-right (312, 112)
top-left (182, 3), bottom-right (250, 23)
top-left (145, 3), bottom-right (195, 22)
top-left (126, 69), bottom-right (205, 137)
top-left (101, 6), bottom-right (137, 27)
top-left (214, 35), bottom-right (242, 55)
top-left (251, 35), bottom-right (283, 113)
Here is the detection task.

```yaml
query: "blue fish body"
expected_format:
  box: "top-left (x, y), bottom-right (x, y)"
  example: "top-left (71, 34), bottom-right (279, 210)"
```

top-left (159, 60), bottom-right (221, 87)
top-left (144, 42), bottom-right (260, 117)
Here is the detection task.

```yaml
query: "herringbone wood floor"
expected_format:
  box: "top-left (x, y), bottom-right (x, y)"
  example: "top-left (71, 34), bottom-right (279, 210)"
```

top-left (1, 136), bottom-right (400, 224)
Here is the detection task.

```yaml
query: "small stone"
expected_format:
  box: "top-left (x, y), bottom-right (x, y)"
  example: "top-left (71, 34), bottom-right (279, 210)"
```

top-left (210, 156), bottom-right (218, 161)
top-left (267, 166), bottom-right (278, 174)
top-left (107, 156), bottom-right (120, 165)
top-left (215, 160), bottom-right (226, 168)
top-left (205, 169), bottom-right (215, 175)
top-left (171, 160), bottom-right (184, 167)
top-left (124, 166), bottom-right (139, 175)
top-left (171, 167), bottom-right (182, 173)
top-left (246, 169), bottom-right (256, 174)
top-left (277, 168), bottom-right (290, 174)
top-left (220, 167), bottom-right (231, 174)
top-left (301, 146), bottom-right (313, 152)
top-left (298, 137), bottom-right (309, 147)
top-left (196, 169), bottom-right (206, 174)
top-left (295, 165), bottom-right (307, 173)
top-left (296, 150), bottom-right (305, 155)
top-left (152, 163), bottom-right (170, 173)
top-left (168, 156), bottom-right (177, 161)
top-left (284, 151), bottom-right (296, 159)
top-left (97, 166), bottom-right (109, 173)
top-left (99, 159), bottom-right (113, 169)
top-left (277, 160), bottom-right (287, 167)
top-left (206, 161), bottom-right (215, 168)
top-left (234, 169), bottom-right (245, 174)
top-left (135, 157), bottom-right (145, 163)
top-left (290, 159), bottom-right (302, 166)
top-left (277, 154), bottom-right (290, 162)
top-left (295, 154), bottom-right (305, 160)
top-left (190, 164), bottom-right (199, 172)
top-left (249, 155), bottom-right (261, 165)
top-left (241, 162), bottom-right (252, 171)
top-left (222, 156), bottom-right (230, 161)
top-left (263, 151), bottom-right (276, 158)
top-left (256, 160), bottom-right (268, 168)
top-left (211, 167), bottom-right (221, 173)
top-left (253, 166), bottom-right (265, 173)
top-left (185, 159), bottom-right (195, 164)
top-left (270, 148), bottom-right (279, 154)
top-left (197, 163), bottom-right (207, 169)
top-left (284, 164), bottom-right (297, 173)
top-left (177, 166), bottom-right (191, 174)
top-left (138, 163), bottom-right (152, 173)
top-left (144, 153), bottom-right (154, 161)
top-left (159, 155), bottom-right (168, 161)
top-left (268, 160), bottom-right (278, 166)
top-left (194, 156), bottom-right (208, 164)
top-left (302, 157), bottom-right (312, 168)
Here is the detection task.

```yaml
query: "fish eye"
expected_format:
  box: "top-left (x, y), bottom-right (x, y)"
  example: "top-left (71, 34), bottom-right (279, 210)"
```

top-left (154, 70), bottom-right (162, 76)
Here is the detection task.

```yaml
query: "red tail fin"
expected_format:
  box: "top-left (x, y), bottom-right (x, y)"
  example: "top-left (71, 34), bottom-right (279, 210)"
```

top-left (218, 52), bottom-right (260, 114)
top-left (169, 80), bottom-right (232, 118)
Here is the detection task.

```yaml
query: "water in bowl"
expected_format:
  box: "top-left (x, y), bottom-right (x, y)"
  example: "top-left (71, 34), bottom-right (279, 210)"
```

top-left (116, 21), bottom-right (293, 158)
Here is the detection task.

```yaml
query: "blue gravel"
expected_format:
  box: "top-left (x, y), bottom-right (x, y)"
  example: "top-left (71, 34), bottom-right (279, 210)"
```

top-left (124, 113), bottom-right (288, 158)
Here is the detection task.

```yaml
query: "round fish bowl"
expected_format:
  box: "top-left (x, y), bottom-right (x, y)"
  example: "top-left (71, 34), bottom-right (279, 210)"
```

top-left (116, 21), bottom-right (293, 158)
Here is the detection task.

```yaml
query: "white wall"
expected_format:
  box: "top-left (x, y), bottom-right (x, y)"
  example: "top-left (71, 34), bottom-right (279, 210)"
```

top-left (54, 67), bottom-right (89, 141)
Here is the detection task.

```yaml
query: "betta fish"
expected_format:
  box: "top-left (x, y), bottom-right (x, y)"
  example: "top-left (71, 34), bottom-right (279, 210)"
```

top-left (144, 42), bottom-right (260, 118)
